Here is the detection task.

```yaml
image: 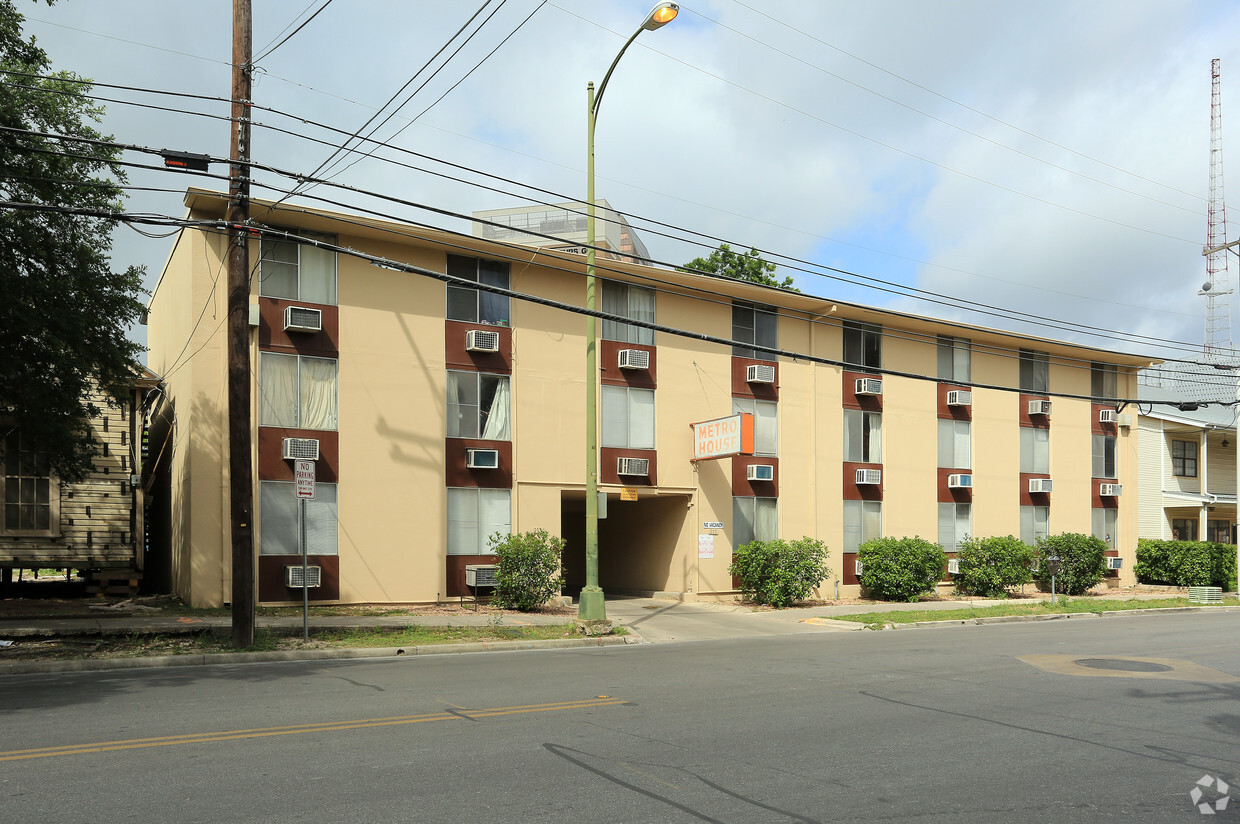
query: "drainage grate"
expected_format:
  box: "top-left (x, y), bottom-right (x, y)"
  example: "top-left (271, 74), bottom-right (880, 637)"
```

top-left (1074, 658), bottom-right (1174, 673)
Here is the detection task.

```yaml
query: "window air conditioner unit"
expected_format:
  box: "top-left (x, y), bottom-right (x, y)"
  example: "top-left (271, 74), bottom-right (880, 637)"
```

top-left (948, 558), bottom-right (960, 575)
top-left (854, 378), bottom-right (883, 396)
top-left (746, 464), bottom-right (775, 482)
top-left (1106, 557), bottom-right (1123, 571)
top-left (946, 390), bottom-right (972, 407)
top-left (465, 564), bottom-right (499, 588)
top-left (285, 565), bottom-right (322, 588)
top-left (854, 559), bottom-right (864, 576)
top-left (1099, 409), bottom-right (1117, 424)
top-left (466, 448), bottom-right (500, 469)
top-left (1021, 396), bottom-right (1051, 413)
top-left (282, 437), bottom-right (320, 461)
top-left (283, 305), bottom-right (322, 333)
top-left (855, 468), bottom-right (882, 485)
top-left (618, 349), bottom-right (650, 370)
top-left (1028, 478), bottom-right (1053, 494)
top-left (465, 329), bottom-right (501, 352)
top-left (746, 363), bottom-right (776, 384)
top-left (617, 456), bottom-right (650, 476)
top-left (1099, 483), bottom-right (1122, 497)
top-left (947, 473), bottom-right (973, 489)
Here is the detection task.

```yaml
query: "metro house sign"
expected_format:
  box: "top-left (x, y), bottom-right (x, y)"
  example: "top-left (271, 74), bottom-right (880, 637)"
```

top-left (691, 413), bottom-right (754, 461)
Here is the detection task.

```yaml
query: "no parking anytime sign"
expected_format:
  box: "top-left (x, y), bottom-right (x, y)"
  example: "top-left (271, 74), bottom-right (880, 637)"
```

top-left (295, 459), bottom-right (316, 499)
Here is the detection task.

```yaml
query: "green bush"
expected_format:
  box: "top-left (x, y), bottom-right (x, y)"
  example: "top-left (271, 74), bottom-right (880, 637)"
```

top-left (954, 535), bottom-right (1034, 597)
top-left (488, 529), bottom-right (565, 612)
top-left (729, 537), bottom-right (830, 608)
top-left (1033, 533), bottom-right (1107, 596)
top-left (1135, 539), bottom-right (1237, 590)
top-left (858, 537), bottom-right (946, 602)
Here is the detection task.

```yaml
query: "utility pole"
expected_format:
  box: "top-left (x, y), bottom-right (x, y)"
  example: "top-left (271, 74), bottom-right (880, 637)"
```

top-left (228, 0), bottom-right (255, 647)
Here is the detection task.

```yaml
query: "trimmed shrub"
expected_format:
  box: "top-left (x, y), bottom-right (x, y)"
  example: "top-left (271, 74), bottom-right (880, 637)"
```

top-left (1033, 533), bottom-right (1106, 596)
top-left (729, 537), bottom-right (831, 608)
top-left (1136, 539), bottom-right (1238, 590)
top-left (858, 537), bottom-right (946, 602)
top-left (488, 529), bottom-right (565, 611)
top-left (954, 535), bottom-right (1035, 597)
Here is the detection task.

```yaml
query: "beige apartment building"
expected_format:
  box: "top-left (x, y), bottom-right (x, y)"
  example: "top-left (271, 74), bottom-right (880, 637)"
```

top-left (145, 189), bottom-right (1153, 607)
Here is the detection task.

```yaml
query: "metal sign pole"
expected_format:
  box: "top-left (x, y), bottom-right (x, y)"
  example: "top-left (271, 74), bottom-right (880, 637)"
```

top-left (302, 497), bottom-right (308, 642)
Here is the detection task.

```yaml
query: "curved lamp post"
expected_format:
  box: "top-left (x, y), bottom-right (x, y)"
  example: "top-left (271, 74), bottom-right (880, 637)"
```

top-left (580, 2), bottom-right (678, 623)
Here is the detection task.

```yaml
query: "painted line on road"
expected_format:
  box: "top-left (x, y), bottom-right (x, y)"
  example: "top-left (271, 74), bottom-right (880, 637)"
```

top-left (0, 697), bottom-right (626, 762)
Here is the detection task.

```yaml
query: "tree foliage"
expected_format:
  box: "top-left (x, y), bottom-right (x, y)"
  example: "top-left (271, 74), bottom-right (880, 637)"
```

top-left (953, 535), bottom-right (1034, 598)
top-left (681, 243), bottom-right (797, 290)
top-left (0, 0), bottom-right (145, 481)
top-left (857, 536), bottom-right (946, 602)
top-left (729, 537), bottom-right (830, 607)
top-left (489, 529), bottom-right (565, 612)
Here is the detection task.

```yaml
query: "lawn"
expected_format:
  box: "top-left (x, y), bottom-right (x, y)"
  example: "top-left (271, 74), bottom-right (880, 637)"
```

top-left (827, 597), bottom-right (1232, 628)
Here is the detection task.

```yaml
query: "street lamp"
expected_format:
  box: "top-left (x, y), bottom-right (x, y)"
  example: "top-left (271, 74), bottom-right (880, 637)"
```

top-left (580, 2), bottom-right (678, 623)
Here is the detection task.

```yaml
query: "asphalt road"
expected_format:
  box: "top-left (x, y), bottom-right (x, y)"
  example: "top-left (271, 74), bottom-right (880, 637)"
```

top-left (2, 612), bottom-right (1237, 823)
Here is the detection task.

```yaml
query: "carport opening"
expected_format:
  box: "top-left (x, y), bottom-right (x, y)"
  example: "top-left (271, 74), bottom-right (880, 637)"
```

top-left (560, 491), bottom-right (688, 597)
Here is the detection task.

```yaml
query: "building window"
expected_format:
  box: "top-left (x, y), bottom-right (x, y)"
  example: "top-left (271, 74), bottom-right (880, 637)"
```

top-left (1171, 440), bottom-right (1198, 477)
top-left (732, 302), bottom-right (776, 360)
top-left (1019, 426), bottom-right (1049, 474)
top-left (259, 229), bottom-right (337, 305)
top-left (259, 352), bottom-right (338, 430)
top-left (732, 397), bottom-right (777, 456)
top-left (843, 409), bottom-right (882, 463)
top-left (259, 481), bottom-right (338, 556)
top-left (1091, 507), bottom-right (1117, 549)
top-left (447, 488), bottom-right (511, 555)
top-left (1, 430), bottom-right (59, 536)
top-left (938, 502), bottom-right (971, 552)
top-left (843, 500), bottom-right (882, 554)
top-left (446, 254), bottom-right (510, 325)
top-left (1171, 517), bottom-right (1197, 541)
top-left (937, 336), bottom-right (970, 383)
top-left (733, 496), bottom-right (777, 547)
top-left (447, 371), bottom-right (510, 440)
top-left (1091, 362), bottom-right (1118, 400)
top-left (937, 419), bottom-right (971, 469)
top-left (1092, 434), bottom-right (1116, 479)
top-left (843, 321), bottom-right (882, 369)
top-left (601, 386), bottom-right (655, 449)
top-left (1020, 505), bottom-right (1049, 547)
top-left (1207, 519), bottom-right (1232, 543)
top-left (1019, 349), bottom-right (1049, 393)
top-left (601, 280), bottom-right (654, 345)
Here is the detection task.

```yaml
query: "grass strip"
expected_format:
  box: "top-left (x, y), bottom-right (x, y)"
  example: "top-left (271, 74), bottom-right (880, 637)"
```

top-left (827, 597), bottom-right (1231, 628)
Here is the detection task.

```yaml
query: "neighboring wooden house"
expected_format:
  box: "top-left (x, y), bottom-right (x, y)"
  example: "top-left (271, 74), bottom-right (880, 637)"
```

top-left (0, 368), bottom-right (160, 593)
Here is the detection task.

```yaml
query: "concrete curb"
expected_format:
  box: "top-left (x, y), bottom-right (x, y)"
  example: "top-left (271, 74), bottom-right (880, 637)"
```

top-left (0, 633), bottom-right (642, 676)
top-left (881, 605), bottom-right (1240, 630)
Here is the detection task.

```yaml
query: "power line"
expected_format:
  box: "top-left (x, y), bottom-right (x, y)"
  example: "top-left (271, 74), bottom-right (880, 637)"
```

top-left (253, 0), bottom-right (337, 63)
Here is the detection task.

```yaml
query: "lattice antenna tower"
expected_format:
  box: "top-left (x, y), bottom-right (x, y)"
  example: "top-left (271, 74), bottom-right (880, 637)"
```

top-left (1202, 58), bottom-right (1232, 359)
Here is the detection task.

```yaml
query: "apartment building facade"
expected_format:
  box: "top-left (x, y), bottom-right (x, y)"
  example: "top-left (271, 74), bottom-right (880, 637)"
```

top-left (145, 189), bottom-right (1151, 607)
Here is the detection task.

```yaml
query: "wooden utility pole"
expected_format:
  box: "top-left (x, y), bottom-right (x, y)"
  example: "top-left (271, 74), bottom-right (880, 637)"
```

top-left (228, 0), bottom-right (255, 647)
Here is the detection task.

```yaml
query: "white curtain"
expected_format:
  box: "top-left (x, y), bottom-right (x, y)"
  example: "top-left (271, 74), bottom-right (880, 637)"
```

top-left (843, 500), bottom-right (861, 554)
top-left (305, 484), bottom-right (338, 556)
top-left (866, 412), bottom-right (882, 463)
top-left (754, 497), bottom-right (778, 541)
top-left (447, 488), bottom-right (479, 555)
top-left (259, 481), bottom-right (298, 555)
top-left (299, 241), bottom-right (337, 305)
top-left (481, 376), bottom-right (510, 440)
top-left (938, 502), bottom-right (956, 551)
top-left (601, 386), bottom-right (626, 448)
top-left (629, 388), bottom-right (656, 449)
top-left (259, 239), bottom-right (298, 299)
top-left (300, 357), bottom-right (338, 430)
top-left (479, 489), bottom-right (511, 552)
top-left (447, 371), bottom-right (478, 438)
top-left (628, 285), bottom-right (654, 345)
top-left (260, 353), bottom-right (298, 428)
top-left (863, 501), bottom-right (882, 543)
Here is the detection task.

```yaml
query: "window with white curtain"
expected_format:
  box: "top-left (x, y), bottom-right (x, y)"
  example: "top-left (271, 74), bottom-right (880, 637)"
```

top-left (938, 502), bottom-right (971, 552)
top-left (1020, 505), bottom-right (1049, 547)
top-left (937, 335), bottom-right (970, 382)
top-left (843, 321), bottom-right (882, 369)
top-left (843, 409), bottom-right (882, 463)
top-left (259, 481), bottom-right (338, 556)
top-left (446, 255), bottom-right (510, 324)
top-left (1019, 426), bottom-right (1049, 474)
top-left (259, 352), bottom-right (338, 430)
top-left (1092, 507), bottom-right (1117, 549)
top-left (447, 488), bottom-right (511, 555)
top-left (732, 302), bottom-right (777, 360)
top-left (732, 397), bottom-right (778, 456)
top-left (259, 229), bottom-right (337, 304)
top-left (602, 386), bottom-right (655, 449)
top-left (1091, 362), bottom-right (1118, 399)
top-left (733, 496), bottom-right (777, 547)
top-left (937, 419), bottom-right (971, 469)
top-left (447, 371), bottom-right (510, 440)
top-left (1092, 434), bottom-right (1116, 478)
top-left (843, 500), bottom-right (882, 554)
top-left (601, 280), bottom-right (654, 345)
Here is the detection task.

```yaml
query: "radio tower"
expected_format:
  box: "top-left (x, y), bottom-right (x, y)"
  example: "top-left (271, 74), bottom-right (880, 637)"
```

top-left (1203, 58), bottom-right (1232, 359)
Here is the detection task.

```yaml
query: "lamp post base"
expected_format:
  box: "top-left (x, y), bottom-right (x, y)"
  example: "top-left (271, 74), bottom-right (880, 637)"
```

top-left (577, 586), bottom-right (606, 621)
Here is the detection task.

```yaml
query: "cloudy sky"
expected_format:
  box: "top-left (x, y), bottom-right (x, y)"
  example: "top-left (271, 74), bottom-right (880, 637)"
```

top-left (17, 0), bottom-right (1240, 374)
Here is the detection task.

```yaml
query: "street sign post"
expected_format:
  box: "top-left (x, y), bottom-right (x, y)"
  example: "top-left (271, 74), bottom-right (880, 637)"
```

top-left (294, 459), bottom-right (315, 639)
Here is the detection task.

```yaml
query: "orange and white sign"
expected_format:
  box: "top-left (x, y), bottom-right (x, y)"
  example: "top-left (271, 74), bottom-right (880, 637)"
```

top-left (691, 413), bottom-right (754, 461)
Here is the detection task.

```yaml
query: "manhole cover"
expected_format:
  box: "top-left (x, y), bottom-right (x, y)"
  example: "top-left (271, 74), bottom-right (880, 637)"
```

top-left (1074, 658), bottom-right (1174, 673)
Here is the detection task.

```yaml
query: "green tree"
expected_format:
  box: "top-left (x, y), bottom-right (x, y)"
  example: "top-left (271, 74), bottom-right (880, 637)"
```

top-left (1, 0), bottom-right (145, 481)
top-left (681, 243), bottom-right (797, 290)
